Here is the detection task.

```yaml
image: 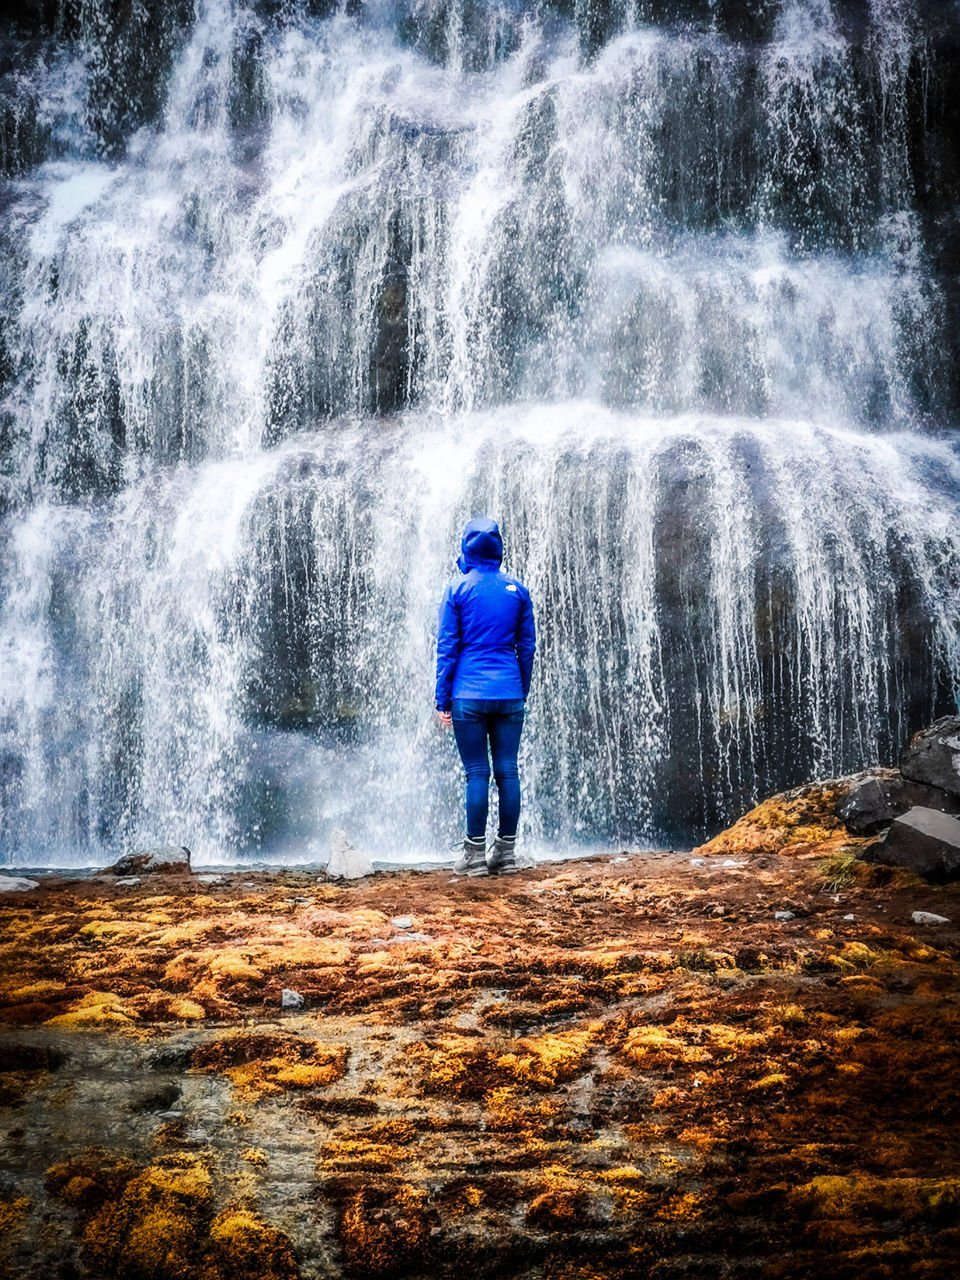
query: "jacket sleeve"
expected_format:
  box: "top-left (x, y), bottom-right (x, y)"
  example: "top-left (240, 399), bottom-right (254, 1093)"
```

top-left (435, 585), bottom-right (461, 711)
top-left (516, 588), bottom-right (536, 699)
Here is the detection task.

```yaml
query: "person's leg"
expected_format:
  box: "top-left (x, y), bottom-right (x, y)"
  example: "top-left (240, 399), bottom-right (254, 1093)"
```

top-left (451, 701), bottom-right (491, 840)
top-left (488, 702), bottom-right (524, 838)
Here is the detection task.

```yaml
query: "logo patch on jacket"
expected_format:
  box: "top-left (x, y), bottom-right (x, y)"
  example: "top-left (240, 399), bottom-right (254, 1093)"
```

top-left (506, 584), bottom-right (517, 591)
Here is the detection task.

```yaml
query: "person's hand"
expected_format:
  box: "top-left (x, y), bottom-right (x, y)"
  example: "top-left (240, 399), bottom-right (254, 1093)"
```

top-left (436, 709), bottom-right (452, 729)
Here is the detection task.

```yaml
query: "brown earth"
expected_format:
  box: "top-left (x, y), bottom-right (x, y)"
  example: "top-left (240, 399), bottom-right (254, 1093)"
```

top-left (1, 782), bottom-right (959, 1278)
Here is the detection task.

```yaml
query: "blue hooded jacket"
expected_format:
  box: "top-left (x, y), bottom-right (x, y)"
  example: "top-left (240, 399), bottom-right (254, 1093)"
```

top-left (435, 517), bottom-right (536, 711)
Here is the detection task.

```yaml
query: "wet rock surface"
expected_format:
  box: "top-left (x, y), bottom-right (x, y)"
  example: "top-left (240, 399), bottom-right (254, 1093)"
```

top-left (878, 808), bottom-right (960, 882)
top-left (900, 716), bottom-right (960, 798)
top-left (834, 767), bottom-right (960, 835)
top-left (1, 828), bottom-right (959, 1279)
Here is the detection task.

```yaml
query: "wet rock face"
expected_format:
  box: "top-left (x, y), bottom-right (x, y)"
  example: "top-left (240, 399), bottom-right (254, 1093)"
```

top-left (877, 806), bottom-right (960, 882)
top-left (900, 716), bottom-right (960, 798)
top-left (835, 768), bottom-right (960, 835)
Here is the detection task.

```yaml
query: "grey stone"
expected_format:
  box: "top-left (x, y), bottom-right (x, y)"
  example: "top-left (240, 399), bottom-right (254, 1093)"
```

top-left (774, 910), bottom-right (795, 921)
top-left (0, 875), bottom-right (39, 892)
top-left (281, 988), bottom-right (305, 1009)
top-left (877, 807), bottom-right (960, 881)
top-left (109, 845), bottom-right (191, 876)
top-left (326, 828), bottom-right (373, 880)
top-left (195, 874), bottom-right (225, 885)
top-left (390, 916), bottom-right (413, 930)
top-left (115, 876), bottom-right (141, 887)
top-left (843, 914), bottom-right (855, 921)
top-left (911, 910), bottom-right (951, 926)
top-left (835, 767), bottom-right (960, 835)
top-left (900, 717), bottom-right (960, 798)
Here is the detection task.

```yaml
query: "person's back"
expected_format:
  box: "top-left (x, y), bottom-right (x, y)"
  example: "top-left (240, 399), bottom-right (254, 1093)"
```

top-left (436, 518), bottom-right (535, 876)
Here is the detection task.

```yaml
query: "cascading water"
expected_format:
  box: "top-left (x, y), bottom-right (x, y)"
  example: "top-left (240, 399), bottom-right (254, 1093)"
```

top-left (0, 0), bottom-right (958, 865)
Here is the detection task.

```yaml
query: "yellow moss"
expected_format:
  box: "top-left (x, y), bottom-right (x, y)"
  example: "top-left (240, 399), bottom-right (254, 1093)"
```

top-left (166, 996), bottom-right (207, 1021)
top-left (208, 951), bottom-right (263, 982)
top-left (769, 1004), bottom-right (806, 1026)
top-left (205, 1209), bottom-right (298, 1280)
top-left (45, 991), bottom-right (139, 1027)
top-left (77, 919), bottom-right (140, 943)
top-left (693, 781), bottom-right (847, 857)
top-left (599, 1167), bottom-right (647, 1184)
top-left (621, 1024), bottom-right (685, 1065)
top-left (12, 980), bottom-right (68, 999)
top-left (240, 1148), bottom-right (268, 1167)
top-left (193, 1033), bottom-right (348, 1096)
top-left (656, 1191), bottom-right (707, 1222)
top-left (751, 1072), bottom-right (787, 1090)
top-left (790, 1175), bottom-right (960, 1223)
top-left (76, 1154), bottom-right (213, 1278)
top-left (497, 1027), bottom-right (597, 1089)
top-left (270, 1057), bottom-right (347, 1089)
top-left (0, 1196), bottom-right (29, 1255)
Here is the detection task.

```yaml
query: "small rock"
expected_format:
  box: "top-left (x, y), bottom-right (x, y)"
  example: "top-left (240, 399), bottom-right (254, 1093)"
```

top-left (326, 829), bottom-right (373, 880)
top-left (900, 716), bottom-right (960, 797)
top-left (195, 874), bottom-right (225, 885)
top-left (877, 807), bottom-right (960, 881)
top-left (387, 932), bottom-right (434, 944)
top-left (774, 910), bottom-right (795, 921)
top-left (721, 859), bottom-right (747, 868)
top-left (281, 988), bottom-right (305, 1009)
top-left (690, 858), bottom-right (705, 867)
top-left (108, 845), bottom-right (191, 876)
top-left (709, 904), bottom-right (726, 917)
top-left (843, 914), bottom-right (855, 921)
top-left (0, 875), bottom-right (39, 892)
top-left (611, 856), bottom-right (628, 863)
top-left (115, 876), bottom-right (141, 887)
top-left (390, 916), bottom-right (413, 930)
top-left (911, 910), bottom-right (951, 926)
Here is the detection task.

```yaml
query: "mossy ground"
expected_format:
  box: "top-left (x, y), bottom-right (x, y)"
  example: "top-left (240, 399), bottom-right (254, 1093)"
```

top-left (1, 798), bottom-right (959, 1278)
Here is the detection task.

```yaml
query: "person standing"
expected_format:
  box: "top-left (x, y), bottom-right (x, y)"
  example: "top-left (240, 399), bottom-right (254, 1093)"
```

top-left (435, 517), bottom-right (536, 876)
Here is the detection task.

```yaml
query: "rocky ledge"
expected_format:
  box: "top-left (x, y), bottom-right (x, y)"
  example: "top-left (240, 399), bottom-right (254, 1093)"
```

top-left (2, 778), bottom-right (960, 1277)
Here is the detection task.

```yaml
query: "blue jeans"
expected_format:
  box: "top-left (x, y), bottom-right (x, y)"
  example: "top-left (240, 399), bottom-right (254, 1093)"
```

top-left (451, 699), bottom-right (525, 841)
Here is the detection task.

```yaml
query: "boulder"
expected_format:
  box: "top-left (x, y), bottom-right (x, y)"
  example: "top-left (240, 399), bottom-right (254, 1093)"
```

top-left (326, 829), bottom-right (373, 880)
top-left (108, 846), bottom-right (192, 876)
top-left (0, 875), bottom-right (39, 892)
top-left (899, 717), bottom-right (960, 797)
top-left (835, 767), bottom-right (960, 834)
top-left (912, 911), bottom-right (951, 926)
top-left (876, 807), bottom-right (960, 881)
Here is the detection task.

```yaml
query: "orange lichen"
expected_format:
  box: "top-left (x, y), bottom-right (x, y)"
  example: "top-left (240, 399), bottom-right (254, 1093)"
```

top-left (338, 1183), bottom-right (431, 1276)
top-left (0, 1196), bottom-right (29, 1277)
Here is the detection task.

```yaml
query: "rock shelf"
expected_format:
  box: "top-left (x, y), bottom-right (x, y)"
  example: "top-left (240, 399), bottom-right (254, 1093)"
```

top-left (1, 811), bottom-right (959, 1278)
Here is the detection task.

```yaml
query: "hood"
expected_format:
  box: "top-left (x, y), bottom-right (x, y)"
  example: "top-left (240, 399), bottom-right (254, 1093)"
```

top-left (457, 517), bottom-right (503, 573)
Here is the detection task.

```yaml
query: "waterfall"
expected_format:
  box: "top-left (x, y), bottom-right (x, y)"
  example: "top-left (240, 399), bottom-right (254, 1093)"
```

top-left (0, 0), bottom-right (958, 864)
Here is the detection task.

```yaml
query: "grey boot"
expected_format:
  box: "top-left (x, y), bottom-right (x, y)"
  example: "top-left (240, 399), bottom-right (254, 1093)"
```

top-left (486, 833), bottom-right (518, 875)
top-left (453, 836), bottom-right (488, 876)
